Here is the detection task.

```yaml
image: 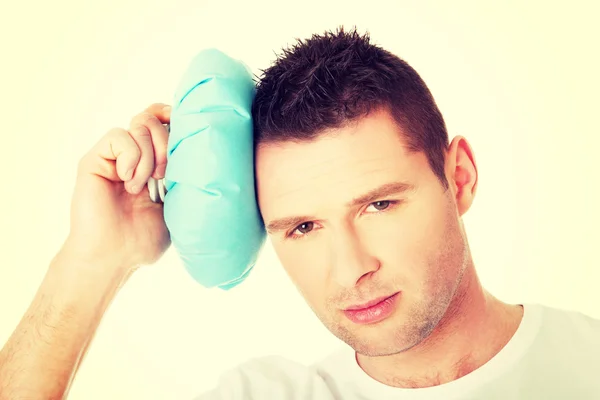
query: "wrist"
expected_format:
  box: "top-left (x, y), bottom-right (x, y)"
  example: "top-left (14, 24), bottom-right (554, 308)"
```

top-left (47, 245), bottom-right (134, 307)
top-left (58, 236), bottom-right (138, 277)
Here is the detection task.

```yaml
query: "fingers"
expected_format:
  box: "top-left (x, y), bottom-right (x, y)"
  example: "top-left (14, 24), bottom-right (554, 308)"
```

top-left (125, 123), bottom-right (154, 194)
top-left (147, 104), bottom-right (171, 179)
top-left (78, 103), bottom-right (172, 196)
top-left (80, 127), bottom-right (141, 183)
top-left (128, 106), bottom-right (170, 191)
top-left (144, 103), bottom-right (172, 124)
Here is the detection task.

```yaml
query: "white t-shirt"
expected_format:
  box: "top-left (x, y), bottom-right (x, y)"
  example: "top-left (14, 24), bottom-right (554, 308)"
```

top-left (195, 303), bottom-right (600, 399)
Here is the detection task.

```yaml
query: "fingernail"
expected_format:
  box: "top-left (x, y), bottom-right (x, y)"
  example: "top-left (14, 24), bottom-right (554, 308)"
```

top-left (125, 168), bottom-right (134, 181)
top-left (131, 184), bottom-right (140, 194)
top-left (163, 105), bottom-right (172, 113)
top-left (155, 164), bottom-right (167, 178)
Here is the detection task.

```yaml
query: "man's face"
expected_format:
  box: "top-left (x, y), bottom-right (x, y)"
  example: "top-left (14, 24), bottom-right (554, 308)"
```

top-left (255, 108), bottom-right (471, 357)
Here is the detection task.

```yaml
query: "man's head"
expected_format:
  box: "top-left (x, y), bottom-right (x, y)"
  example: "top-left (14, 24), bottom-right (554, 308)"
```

top-left (252, 27), bottom-right (479, 357)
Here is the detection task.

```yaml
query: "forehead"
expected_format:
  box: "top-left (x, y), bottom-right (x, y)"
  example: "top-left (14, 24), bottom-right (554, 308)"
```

top-left (255, 109), bottom-right (429, 219)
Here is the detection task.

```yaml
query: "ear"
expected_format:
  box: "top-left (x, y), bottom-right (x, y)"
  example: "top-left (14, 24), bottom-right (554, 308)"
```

top-left (445, 136), bottom-right (478, 216)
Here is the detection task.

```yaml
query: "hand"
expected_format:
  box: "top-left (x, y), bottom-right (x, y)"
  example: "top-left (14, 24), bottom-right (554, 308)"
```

top-left (63, 103), bottom-right (172, 272)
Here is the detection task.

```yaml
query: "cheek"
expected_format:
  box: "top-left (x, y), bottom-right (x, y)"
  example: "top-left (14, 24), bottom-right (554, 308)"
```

top-left (272, 240), bottom-right (330, 298)
top-left (373, 192), bottom-right (459, 288)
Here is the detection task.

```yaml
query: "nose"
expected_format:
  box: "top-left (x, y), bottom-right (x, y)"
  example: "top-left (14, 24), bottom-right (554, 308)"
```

top-left (329, 225), bottom-right (380, 288)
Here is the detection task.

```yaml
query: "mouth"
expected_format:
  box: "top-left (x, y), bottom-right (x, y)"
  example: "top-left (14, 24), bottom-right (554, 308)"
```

top-left (342, 292), bottom-right (400, 325)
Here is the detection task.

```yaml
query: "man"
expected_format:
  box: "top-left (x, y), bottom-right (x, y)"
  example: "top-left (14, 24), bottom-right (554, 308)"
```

top-left (0, 28), bottom-right (598, 399)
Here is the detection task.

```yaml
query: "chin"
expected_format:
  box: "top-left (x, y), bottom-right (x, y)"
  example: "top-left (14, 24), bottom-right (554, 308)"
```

top-left (352, 335), bottom-right (417, 357)
top-left (340, 315), bottom-right (427, 357)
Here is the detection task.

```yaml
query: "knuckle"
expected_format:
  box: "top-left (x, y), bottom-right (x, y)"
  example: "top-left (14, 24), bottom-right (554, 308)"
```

top-left (131, 123), bottom-right (152, 138)
top-left (76, 153), bottom-right (87, 169)
top-left (133, 111), bottom-right (159, 128)
top-left (128, 140), bottom-right (142, 158)
top-left (106, 126), bottom-right (128, 139)
top-left (76, 153), bottom-right (92, 173)
top-left (105, 127), bottom-right (140, 159)
top-left (146, 102), bottom-right (167, 111)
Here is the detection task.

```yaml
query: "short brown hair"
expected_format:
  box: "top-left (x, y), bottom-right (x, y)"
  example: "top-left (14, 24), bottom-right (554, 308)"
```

top-left (252, 26), bottom-right (449, 188)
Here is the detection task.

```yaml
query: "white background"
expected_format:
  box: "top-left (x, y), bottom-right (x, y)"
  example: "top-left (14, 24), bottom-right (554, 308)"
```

top-left (1, 0), bottom-right (599, 398)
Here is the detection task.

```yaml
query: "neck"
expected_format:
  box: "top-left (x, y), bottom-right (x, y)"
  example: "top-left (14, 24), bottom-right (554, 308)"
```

top-left (356, 264), bottom-right (523, 389)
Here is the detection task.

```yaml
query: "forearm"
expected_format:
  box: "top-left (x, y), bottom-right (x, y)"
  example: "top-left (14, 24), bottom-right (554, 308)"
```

top-left (0, 247), bottom-right (132, 399)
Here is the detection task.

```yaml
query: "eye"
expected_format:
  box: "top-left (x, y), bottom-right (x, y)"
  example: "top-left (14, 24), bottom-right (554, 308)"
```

top-left (287, 221), bottom-right (315, 240)
top-left (286, 200), bottom-right (399, 241)
top-left (296, 222), bottom-right (314, 234)
top-left (365, 200), bottom-right (393, 212)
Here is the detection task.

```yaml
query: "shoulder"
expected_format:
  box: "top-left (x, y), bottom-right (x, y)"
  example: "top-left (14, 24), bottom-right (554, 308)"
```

top-left (524, 304), bottom-right (600, 391)
top-left (529, 303), bottom-right (600, 355)
top-left (229, 354), bottom-right (321, 382)
top-left (536, 304), bottom-right (600, 336)
top-left (193, 354), bottom-right (339, 400)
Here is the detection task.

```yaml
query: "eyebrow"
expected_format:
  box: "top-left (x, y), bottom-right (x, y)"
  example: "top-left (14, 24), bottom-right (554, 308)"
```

top-left (265, 181), bottom-right (415, 234)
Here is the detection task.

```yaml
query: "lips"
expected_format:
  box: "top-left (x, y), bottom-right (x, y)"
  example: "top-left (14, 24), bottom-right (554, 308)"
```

top-left (343, 292), bottom-right (401, 325)
top-left (345, 294), bottom-right (396, 311)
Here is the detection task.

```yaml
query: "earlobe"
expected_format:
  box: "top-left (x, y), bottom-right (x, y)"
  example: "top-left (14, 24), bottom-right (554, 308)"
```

top-left (445, 136), bottom-right (478, 215)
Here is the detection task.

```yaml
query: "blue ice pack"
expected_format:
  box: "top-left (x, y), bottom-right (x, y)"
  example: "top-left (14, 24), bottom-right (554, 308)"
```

top-left (163, 49), bottom-right (266, 290)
